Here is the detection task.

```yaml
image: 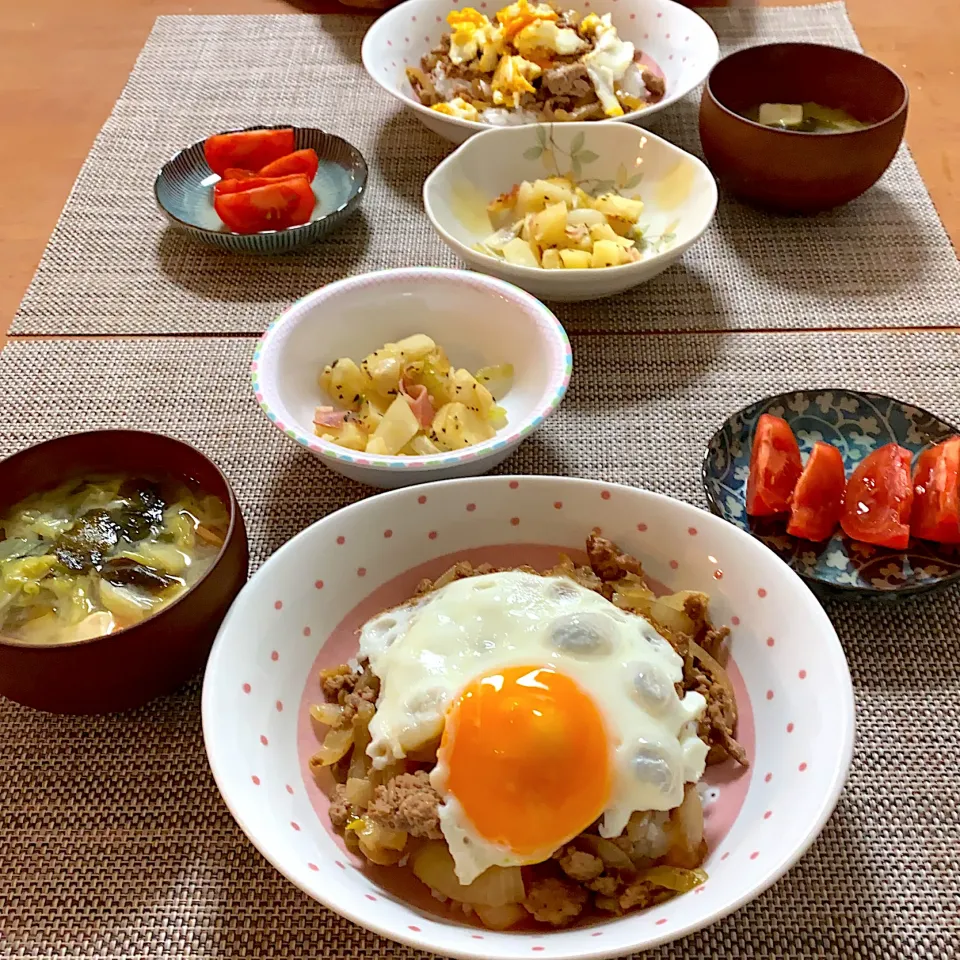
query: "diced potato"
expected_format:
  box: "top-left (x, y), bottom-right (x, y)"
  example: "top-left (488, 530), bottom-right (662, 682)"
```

top-left (574, 186), bottom-right (594, 208)
top-left (541, 248), bottom-right (562, 270)
top-left (606, 216), bottom-right (634, 237)
top-left (591, 239), bottom-right (627, 268)
top-left (394, 334), bottom-right (436, 361)
top-left (452, 368), bottom-right (495, 417)
top-left (418, 361), bottom-right (456, 405)
top-left (514, 180), bottom-right (540, 218)
top-left (322, 357), bottom-right (365, 410)
top-left (367, 395), bottom-right (420, 456)
top-left (357, 398), bottom-right (384, 432)
top-left (545, 175), bottom-right (575, 192)
top-left (560, 225), bottom-right (593, 252)
top-left (501, 236), bottom-right (540, 268)
top-left (532, 201), bottom-right (569, 249)
top-left (589, 222), bottom-right (621, 244)
top-left (559, 249), bottom-right (592, 269)
top-left (323, 421), bottom-right (367, 451)
top-left (360, 346), bottom-right (403, 398)
top-left (567, 207), bottom-right (607, 228)
top-left (409, 435), bottom-right (441, 455)
top-left (592, 193), bottom-right (645, 223)
top-left (366, 437), bottom-right (388, 455)
top-left (535, 178), bottom-right (574, 209)
top-left (431, 402), bottom-right (495, 451)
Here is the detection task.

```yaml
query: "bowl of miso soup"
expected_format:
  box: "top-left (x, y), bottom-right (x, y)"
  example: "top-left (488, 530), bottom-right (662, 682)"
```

top-left (0, 431), bottom-right (248, 714)
top-left (699, 43), bottom-right (908, 213)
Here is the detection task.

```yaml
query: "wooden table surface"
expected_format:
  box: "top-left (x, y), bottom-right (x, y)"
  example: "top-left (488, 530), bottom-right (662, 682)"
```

top-left (0, 0), bottom-right (956, 352)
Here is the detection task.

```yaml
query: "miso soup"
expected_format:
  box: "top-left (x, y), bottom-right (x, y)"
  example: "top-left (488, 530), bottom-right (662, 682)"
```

top-left (0, 476), bottom-right (228, 645)
top-left (746, 102), bottom-right (869, 133)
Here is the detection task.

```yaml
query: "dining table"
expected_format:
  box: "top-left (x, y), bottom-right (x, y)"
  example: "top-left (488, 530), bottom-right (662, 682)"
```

top-left (0, 1), bottom-right (958, 958)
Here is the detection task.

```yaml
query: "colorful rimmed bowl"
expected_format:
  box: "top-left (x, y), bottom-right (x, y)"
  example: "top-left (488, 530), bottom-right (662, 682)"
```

top-left (0, 430), bottom-right (249, 714)
top-left (251, 268), bottom-right (571, 489)
top-left (202, 475), bottom-right (854, 959)
top-left (424, 122), bottom-right (718, 302)
top-left (702, 389), bottom-right (960, 599)
top-left (699, 44), bottom-right (908, 213)
top-left (361, 0), bottom-right (719, 145)
top-left (154, 125), bottom-right (368, 254)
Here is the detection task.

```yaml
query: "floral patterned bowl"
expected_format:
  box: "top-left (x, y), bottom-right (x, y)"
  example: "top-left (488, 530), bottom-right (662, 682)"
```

top-left (702, 389), bottom-right (960, 599)
top-left (424, 122), bottom-right (717, 302)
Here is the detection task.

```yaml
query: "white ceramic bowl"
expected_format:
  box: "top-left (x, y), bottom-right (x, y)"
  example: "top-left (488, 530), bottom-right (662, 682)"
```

top-left (361, 0), bottom-right (720, 145)
top-left (202, 476), bottom-right (855, 960)
top-left (251, 269), bottom-right (571, 488)
top-left (424, 122), bottom-right (717, 301)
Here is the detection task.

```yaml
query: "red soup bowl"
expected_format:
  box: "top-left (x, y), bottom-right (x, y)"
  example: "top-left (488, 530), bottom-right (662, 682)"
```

top-left (699, 43), bottom-right (908, 213)
top-left (0, 431), bottom-right (248, 713)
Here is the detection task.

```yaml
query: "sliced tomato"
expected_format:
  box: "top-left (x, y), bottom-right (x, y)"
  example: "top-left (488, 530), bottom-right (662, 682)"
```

top-left (258, 148), bottom-right (320, 181)
top-left (214, 172), bottom-right (311, 197)
top-left (223, 167), bottom-right (257, 181)
top-left (213, 178), bottom-right (315, 233)
top-left (786, 442), bottom-right (846, 541)
top-left (840, 443), bottom-right (913, 549)
top-left (746, 413), bottom-right (803, 516)
top-left (912, 436), bottom-right (960, 544)
top-left (203, 128), bottom-right (295, 177)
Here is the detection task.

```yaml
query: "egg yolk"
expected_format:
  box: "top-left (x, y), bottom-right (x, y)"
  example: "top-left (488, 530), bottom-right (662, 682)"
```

top-left (439, 665), bottom-right (611, 860)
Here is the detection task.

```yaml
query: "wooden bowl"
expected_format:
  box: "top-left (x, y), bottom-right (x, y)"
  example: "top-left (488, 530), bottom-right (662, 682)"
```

top-left (0, 431), bottom-right (249, 714)
top-left (699, 43), bottom-right (908, 213)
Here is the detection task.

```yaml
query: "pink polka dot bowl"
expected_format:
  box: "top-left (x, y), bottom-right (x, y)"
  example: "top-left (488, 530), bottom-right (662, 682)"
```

top-left (252, 268), bottom-right (571, 489)
top-left (202, 475), bottom-right (854, 959)
top-left (361, 0), bottom-right (720, 145)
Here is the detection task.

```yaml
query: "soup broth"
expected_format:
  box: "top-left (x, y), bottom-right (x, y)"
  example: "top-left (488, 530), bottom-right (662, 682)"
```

top-left (746, 101), bottom-right (868, 133)
top-left (0, 476), bottom-right (228, 645)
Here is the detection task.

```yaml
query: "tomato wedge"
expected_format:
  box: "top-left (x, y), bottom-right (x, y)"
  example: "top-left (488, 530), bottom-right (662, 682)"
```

top-left (786, 442), bottom-right (846, 541)
top-left (203, 128), bottom-right (295, 177)
top-left (746, 413), bottom-right (803, 516)
top-left (258, 148), bottom-right (319, 181)
top-left (840, 443), bottom-right (913, 549)
top-left (214, 172), bottom-right (311, 197)
top-left (223, 167), bottom-right (257, 182)
top-left (213, 178), bottom-right (315, 233)
top-left (912, 436), bottom-right (960, 544)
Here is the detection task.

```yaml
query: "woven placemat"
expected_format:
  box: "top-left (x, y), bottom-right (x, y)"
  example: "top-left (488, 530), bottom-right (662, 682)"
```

top-left (1, 332), bottom-right (959, 958)
top-left (10, 4), bottom-right (959, 337)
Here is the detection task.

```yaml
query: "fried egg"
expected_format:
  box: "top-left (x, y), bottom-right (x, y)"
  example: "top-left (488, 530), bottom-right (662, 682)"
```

top-left (447, 8), bottom-right (504, 69)
top-left (513, 20), bottom-right (586, 59)
top-left (359, 571), bottom-right (708, 885)
top-left (581, 16), bottom-right (635, 117)
top-left (491, 54), bottom-right (542, 108)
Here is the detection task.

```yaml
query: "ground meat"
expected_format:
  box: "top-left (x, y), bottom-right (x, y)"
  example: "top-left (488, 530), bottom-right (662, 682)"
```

top-left (320, 664), bottom-right (358, 700)
top-left (557, 847), bottom-right (604, 882)
top-left (618, 878), bottom-right (667, 911)
top-left (542, 62), bottom-right (593, 98)
top-left (523, 877), bottom-right (588, 925)
top-left (587, 874), bottom-right (619, 897)
top-left (329, 784), bottom-right (350, 830)
top-left (365, 771), bottom-right (443, 839)
top-left (586, 532), bottom-right (644, 581)
top-left (699, 624), bottom-right (730, 661)
top-left (321, 661), bottom-right (380, 726)
top-left (686, 656), bottom-right (748, 767)
top-left (642, 66), bottom-right (666, 98)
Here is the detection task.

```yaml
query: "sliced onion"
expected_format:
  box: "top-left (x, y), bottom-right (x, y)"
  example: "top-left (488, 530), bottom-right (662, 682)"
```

top-left (313, 727), bottom-right (353, 766)
top-left (638, 865), bottom-right (707, 893)
top-left (412, 842), bottom-right (525, 905)
top-left (345, 776), bottom-right (374, 809)
top-left (566, 207), bottom-right (607, 227)
top-left (577, 835), bottom-right (635, 871)
top-left (474, 903), bottom-right (527, 930)
top-left (689, 641), bottom-right (735, 706)
top-left (310, 703), bottom-right (344, 727)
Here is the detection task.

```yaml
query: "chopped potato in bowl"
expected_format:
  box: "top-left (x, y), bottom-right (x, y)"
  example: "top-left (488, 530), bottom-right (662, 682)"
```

top-left (316, 334), bottom-right (513, 456)
top-left (478, 176), bottom-right (646, 269)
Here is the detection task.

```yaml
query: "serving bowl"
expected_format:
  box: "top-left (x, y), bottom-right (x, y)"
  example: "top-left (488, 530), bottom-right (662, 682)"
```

top-left (699, 44), bottom-right (908, 213)
top-left (361, 0), bottom-right (720, 145)
top-left (424, 122), bottom-right (717, 302)
top-left (202, 475), bottom-right (853, 959)
top-left (0, 431), bottom-right (249, 714)
top-left (703, 389), bottom-right (960, 600)
top-left (252, 268), bottom-right (571, 488)
top-left (154, 125), bottom-right (367, 254)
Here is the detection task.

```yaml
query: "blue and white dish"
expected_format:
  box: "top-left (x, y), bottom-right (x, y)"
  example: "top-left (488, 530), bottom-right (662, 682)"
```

top-left (154, 125), bottom-right (367, 254)
top-left (702, 389), bottom-right (960, 599)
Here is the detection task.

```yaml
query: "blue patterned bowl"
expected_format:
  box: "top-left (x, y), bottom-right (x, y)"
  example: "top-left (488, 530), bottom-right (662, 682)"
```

top-left (154, 125), bottom-right (367, 254)
top-left (702, 389), bottom-right (960, 599)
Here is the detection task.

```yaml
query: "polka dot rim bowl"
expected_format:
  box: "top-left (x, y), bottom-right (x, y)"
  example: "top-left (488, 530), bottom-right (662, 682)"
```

top-left (702, 388), bottom-right (960, 600)
top-left (154, 124), bottom-right (368, 254)
top-left (360, 0), bottom-right (721, 145)
top-left (202, 476), bottom-right (854, 959)
top-left (251, 268), bottom-right (572, 489)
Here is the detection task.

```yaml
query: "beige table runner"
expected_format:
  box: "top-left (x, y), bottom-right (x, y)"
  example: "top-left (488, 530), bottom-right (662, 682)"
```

top-left (10, 4), bottom-right (960, 338)
top-left (1, 329), bottom-right (959, 958)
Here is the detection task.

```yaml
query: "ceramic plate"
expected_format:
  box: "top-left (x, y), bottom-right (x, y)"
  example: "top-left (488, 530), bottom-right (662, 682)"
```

top-left (202, 476), bottom-right (853, 959)
top-left (154, 125), bottom-right (367, 254)
top-left (702, 389), bottom-right (960, 599)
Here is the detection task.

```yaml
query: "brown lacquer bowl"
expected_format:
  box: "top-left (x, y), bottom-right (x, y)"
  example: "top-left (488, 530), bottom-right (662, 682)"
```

top-left (0, 431), bottom-right (249, 714)
top-left (699, 43), bottom-right (908, 213)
